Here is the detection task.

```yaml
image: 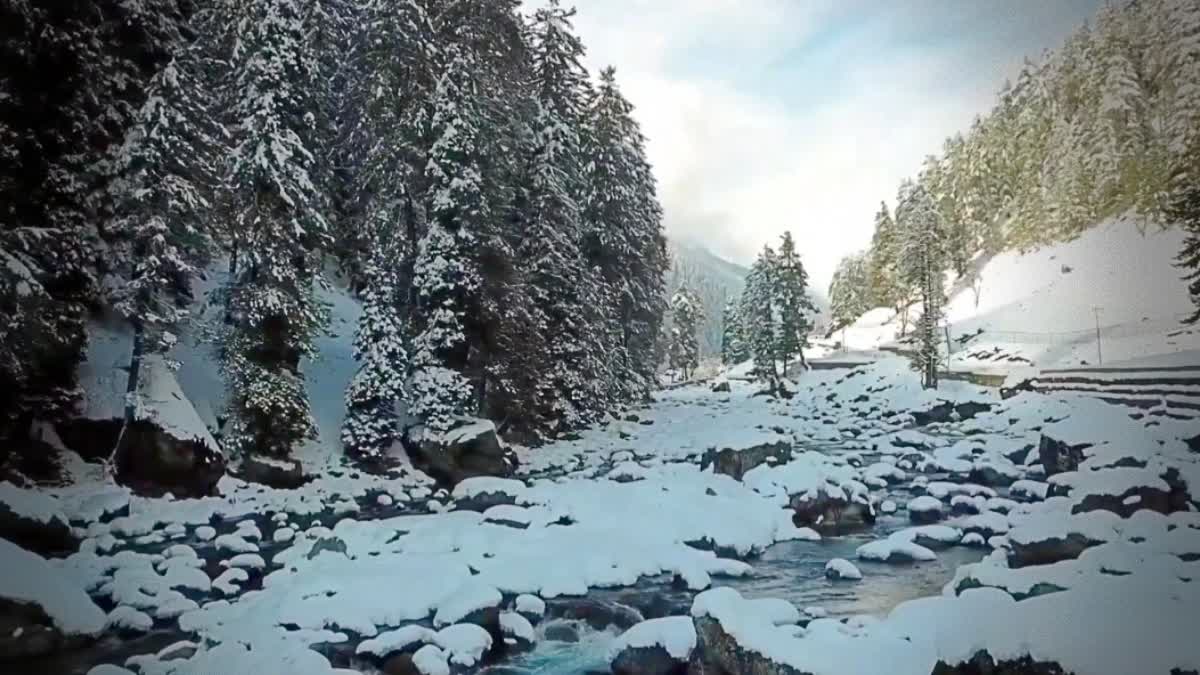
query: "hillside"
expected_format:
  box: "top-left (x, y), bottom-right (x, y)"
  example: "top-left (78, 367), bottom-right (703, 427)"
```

top-left (666, 239), bottom-right (748, 356)
top-left (836, 218), bottom-right (1200, 372)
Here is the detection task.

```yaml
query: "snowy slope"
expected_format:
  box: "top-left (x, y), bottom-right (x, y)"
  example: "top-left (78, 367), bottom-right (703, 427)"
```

top-left (839, 218), bottom-right (1199, 370)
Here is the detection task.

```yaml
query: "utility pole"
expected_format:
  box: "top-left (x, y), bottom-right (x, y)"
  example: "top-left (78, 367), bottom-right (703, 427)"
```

top-left (1092, 306), bottom-right (1103, 365)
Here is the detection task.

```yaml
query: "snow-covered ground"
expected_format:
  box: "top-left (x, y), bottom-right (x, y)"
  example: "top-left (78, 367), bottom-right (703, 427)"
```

top-left (5, 356), bottom-right (1197, 674)
top-left (835, 218), bottom-right (1200, 372)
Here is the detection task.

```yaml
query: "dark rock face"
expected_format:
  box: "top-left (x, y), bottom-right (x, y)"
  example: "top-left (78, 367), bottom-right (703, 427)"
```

top-left (114, 420), bottom-right (225, 498)
top-left (405, 422), bottom-right (517, 487)
top-left (932, 650), bottom-right (1068, 675)
top-left (1007, 532), bottom-right (1101, 568)
top-left (381, 652), bottom-right (418, 675)
top-left (701, 441), bottom-right (792, 481)
top-left (790, 490), bottom-right (875, 535)
top-left (610, 644), bottom-right (688, 675)
top-left (690, 616), bottom-right (805, 675)
top-left (240, 455), bottom-right (308, 490)
top-left (1037, 434), bottom-right (1090, 477)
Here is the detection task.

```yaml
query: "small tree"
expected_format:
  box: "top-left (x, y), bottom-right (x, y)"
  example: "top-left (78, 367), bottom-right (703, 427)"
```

top-left (772, 231), bottom-right (815, 372)
top-left (720, 299), bottom-right (749, 364)
top-left (740, 245), bottom-right (780, 387)
top-left (898, 184), bottom-right (947, 389)
top-left (669, 288), bottom-right (702, 380)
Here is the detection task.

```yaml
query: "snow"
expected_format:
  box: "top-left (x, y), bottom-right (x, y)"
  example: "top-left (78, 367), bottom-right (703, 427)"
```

top-left (0, 480), bottom-right (69, 525)
top-left (432, 579), bottom-right (502, 626)
top-left (906, 496), bottom-right (943, 515)
top-left (0, 538), bottom-right (107, 636)
top-left (499, 611), bottom-right (535, 643)
top-left (856, 537), bottom-right (938, 563)
top-left (824, 558), bottom-right (863, 580)
top-left (356, 625), bottom-right (436, 657)
top-left (514, 594), bottom-right (545, 617)
top-left (839, 218), bottom-right (1199, 371)
top-left (608, 616), bottom-right (697, 661)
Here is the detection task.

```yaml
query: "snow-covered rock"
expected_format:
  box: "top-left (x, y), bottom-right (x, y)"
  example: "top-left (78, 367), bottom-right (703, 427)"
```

top-left (824, 558), bottom-right (863, 581)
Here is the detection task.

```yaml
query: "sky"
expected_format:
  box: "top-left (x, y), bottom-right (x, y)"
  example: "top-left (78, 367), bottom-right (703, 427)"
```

top-left (548, 0), bottom-right (1106, 288)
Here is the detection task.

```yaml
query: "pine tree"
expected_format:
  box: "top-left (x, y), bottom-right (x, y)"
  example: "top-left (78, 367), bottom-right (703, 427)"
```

top-left (221, 0), bottom-right (331, 458)
top-left (741, 245), bottom-right (780, 386)
top-left (720, 300), bottom-right (749, 365)
top-left (407, 41), bottom-right (486, 437)
top-left (103, 46), bottom-right (222, 430)
top-left (829, 252), bottom-right (871, 331)
top-left (772, 231), bottom-right (815, 372)
top-left (584, 66), bottom-right (669, 400)
top-left (897, 185), bottom-right (946, 389)
top-left (342, 208), bottom-right (410, 461)
top-left (668, 288), bottom-right (702, 380)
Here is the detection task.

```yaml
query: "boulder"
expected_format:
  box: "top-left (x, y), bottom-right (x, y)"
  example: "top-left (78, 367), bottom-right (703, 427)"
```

top-left (611, 644), bottom-right (688, 675)
top-left (1037, 433), bottom-right (1091, 477)
top-left (690, 616), bottom-right (806, 675)
top-left (240, 454), bottom-right (309, 490)
top-left (404, 419), bottom-right (518, 487)
top-left (0, 484), bottom-right (76, 556)
top-left (543, 622), bottom-right (580, 643)
top-left (545, 598), bottom-right (643, 632)
top-left (701, 440), bottom-right (792, 481)
top-left (790, 487), bottom-right (875, 535)
top-left (381, 652), bottom-right (419, 675)
top-left (78, 419), bottom-right (225, 499)
top-left (1007, 532), bottom-right (1101, 568)
top-left (710, 379), bottom-right (731, 393)
top-left (0, 597), bottom-right (82, 661)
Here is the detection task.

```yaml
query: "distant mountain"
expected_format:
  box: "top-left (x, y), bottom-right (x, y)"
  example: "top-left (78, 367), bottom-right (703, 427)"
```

top-left (665, 239), bottom-right (748, 357)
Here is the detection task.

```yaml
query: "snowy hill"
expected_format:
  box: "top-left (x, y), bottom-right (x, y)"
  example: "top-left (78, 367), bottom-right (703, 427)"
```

top-left (837, 218), bottom-right (1199, 372)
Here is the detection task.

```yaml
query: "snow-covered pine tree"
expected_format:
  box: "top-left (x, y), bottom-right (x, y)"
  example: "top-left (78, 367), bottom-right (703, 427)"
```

top-left (515, 0), bottom-right (614, 429)
top-left (897, 184), bottom-right (946, 389)
top-left (407, 40), bottom-right (486, 437)
top-left (772, 231), bottom-right (815, 372)
top-left (829, 252), bottom-right (871, 331)
top-left (720, 300), bottom-right (749, 365)
top-left (741, 245), bottom-right (780, 386)
top-left (867, 202), bottom-right (902, 316)
top-left (103, 45), bottom-right (222, 428)
top-left (342, 201), bottom-right (410, 461)
top-left (1170, 166), bottom-right (1200, 324)
top-left (584, 66), bottom-right (669, 401)
top-left (221, 0), bottom-right (331, 458)
top-left (668, 288), bottom-right (702, 381)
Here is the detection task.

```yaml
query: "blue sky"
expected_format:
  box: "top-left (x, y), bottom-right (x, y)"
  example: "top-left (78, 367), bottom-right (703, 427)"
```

top-left (549, 1), bottom-right (1106, 286)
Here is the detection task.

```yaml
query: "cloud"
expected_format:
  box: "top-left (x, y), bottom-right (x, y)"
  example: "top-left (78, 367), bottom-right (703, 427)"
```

top-left (534, 1), bottom-right (1103, 288)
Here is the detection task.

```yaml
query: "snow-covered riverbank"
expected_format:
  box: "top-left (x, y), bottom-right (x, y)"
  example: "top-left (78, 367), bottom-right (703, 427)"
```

top-left (2, 358), bottom-right (1198, 675)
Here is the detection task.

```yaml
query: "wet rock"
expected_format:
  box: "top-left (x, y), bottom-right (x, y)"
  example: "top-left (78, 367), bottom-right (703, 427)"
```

top-left (611, 644), bottom-right (688, 675)
top-left (543, 622), bottom-right (580, 643)
top-left (1037, 433), bottom-right (1091, 477)
top-left (1007, 532), bottom-right (1101, 568)
top-left (545, 598), bottom-right (643, 632)
top-left (615, 592), bottom-right (690, 621)
top-left (790, 487), bottom-right (875, 535)
top-left (240, 455), bottom-right (309, 490)
top-left (710, 379), bottom-right (731, 393)
top-left (404, 419), bottom-right (518, 487)
top-left (700, 440), bottom-right (792, 481)
top-left (907, 496), bottom-right (944, 524)
top-left (690, 616), bottom-right (806, 675)
top-left (382, 652), bottom-right (418, 675)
